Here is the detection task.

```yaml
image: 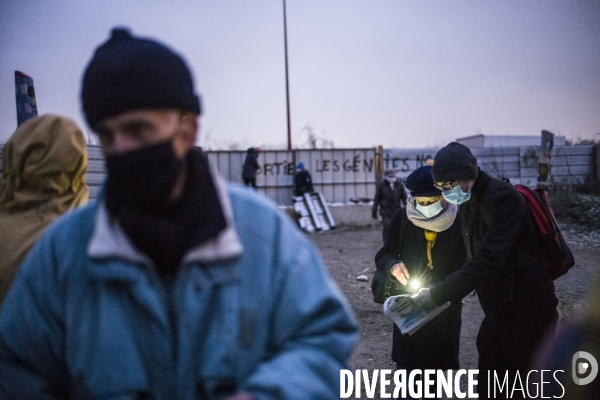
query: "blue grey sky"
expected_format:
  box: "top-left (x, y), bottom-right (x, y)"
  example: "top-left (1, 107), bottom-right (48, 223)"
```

top-left (1, 0), bottom-right (599, 149)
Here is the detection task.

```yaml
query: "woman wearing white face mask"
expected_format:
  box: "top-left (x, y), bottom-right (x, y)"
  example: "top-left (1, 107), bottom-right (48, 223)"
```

top-left (373, 164), bottom-right (466, 378)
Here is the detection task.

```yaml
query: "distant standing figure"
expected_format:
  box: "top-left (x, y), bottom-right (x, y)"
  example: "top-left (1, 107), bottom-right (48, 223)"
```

top-left (242, 147), bottom-right (261, 188)
top-left (372, 169), bottom-right (407, 240)
top-left (293, 162), bottom-right (314, 196)
top-left (0, 114), bottom-right (89, 305)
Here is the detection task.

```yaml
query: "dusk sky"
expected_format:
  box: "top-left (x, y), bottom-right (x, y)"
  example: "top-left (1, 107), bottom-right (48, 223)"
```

top-left (1, 0), bottom-right (599, 149)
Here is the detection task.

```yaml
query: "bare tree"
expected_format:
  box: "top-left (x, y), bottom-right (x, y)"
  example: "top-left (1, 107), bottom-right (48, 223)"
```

top-left (298, 123), bottom-right (334, 149)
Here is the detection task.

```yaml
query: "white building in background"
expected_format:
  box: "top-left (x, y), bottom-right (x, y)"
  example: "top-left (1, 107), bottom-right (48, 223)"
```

top-left (456, 134), bottom-right (566, 148)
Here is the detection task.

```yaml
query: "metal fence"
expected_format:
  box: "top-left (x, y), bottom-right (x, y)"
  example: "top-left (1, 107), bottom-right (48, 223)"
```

top-left (206, 148), bottom-right (378, 205)
top-left (48, 146), bottom-right (379, 205)
top-left (383, 145), bottom-right (596, 189)
top-left (0, 144), bottom-right (596, 205)
top-left (86, 146), bottom-right (106, 199)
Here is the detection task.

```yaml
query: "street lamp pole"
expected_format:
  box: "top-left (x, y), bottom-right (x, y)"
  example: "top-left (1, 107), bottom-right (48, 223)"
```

top-left (283, 0), bottom-right (292, 151)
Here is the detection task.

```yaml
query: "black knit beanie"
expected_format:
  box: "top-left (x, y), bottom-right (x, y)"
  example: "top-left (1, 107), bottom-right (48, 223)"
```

top-left (431, 142), bottom-right (478, 183)
top-left (81, 27), bottom-right (201, 128)
top-left (405, 166), bottom-right (441, 197)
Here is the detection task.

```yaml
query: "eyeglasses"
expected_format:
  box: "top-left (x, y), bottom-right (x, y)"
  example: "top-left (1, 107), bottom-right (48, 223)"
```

top-left (433, 181), bottom-right (459, 191)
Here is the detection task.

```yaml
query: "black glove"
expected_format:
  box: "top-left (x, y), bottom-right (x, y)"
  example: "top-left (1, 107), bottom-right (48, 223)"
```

top-left (372, 212), bottom-right (378, 220)
top-left (412, 288), bottom-right (437, 311)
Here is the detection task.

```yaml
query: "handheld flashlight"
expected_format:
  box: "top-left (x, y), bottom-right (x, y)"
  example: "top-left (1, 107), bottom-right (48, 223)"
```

top-left (409, 278), bottom-right (422, 291)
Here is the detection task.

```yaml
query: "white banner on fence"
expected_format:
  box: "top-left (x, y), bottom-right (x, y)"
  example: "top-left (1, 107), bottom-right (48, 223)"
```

top-left (0, 145), bottom-right (594, 205)
top-left (383, 146), bottom-right (595, 189)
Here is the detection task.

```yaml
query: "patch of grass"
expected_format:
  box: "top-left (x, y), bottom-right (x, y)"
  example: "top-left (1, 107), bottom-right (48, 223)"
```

top-left (549, 192), bottom-right (600, 231)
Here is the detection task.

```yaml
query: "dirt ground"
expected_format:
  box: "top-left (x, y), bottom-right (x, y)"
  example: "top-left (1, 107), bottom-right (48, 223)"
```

top-left (308, 220), bottom-right (600, 400)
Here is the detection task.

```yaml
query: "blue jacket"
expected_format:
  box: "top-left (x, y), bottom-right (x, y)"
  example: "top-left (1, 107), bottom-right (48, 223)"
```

top-left (0, 176), bottom-right (358, 399)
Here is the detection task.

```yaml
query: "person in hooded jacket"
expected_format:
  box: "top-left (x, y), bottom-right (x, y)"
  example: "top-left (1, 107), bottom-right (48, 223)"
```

top-left (0, 114), bottom-right (88, 306)
top-left (372, 169), bottom-right (408, 240)
top-left (242, 147), bottom-right (261, 188)
top-left (293, 162), bottom-right (313, 196)
top-left (374, 165), bottom-right (465, 376)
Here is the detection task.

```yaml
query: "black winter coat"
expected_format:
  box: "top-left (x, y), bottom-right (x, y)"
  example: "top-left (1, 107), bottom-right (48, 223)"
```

top-left (430, 170), bottom-right (558, 320)
top-left (293, 169), bottom-right (313, 196)
top-left (372, 179), bottom-right (407, 219)
top-left (242, 148), bottom-right (260, 179)
top-left (375, 207), bottom-right (465, 369)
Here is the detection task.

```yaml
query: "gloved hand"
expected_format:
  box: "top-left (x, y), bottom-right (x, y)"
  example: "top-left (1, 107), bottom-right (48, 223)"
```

top-left (412, 287), bottom-right (437, 311)
top-left (372, 212), bottom-right (378, 220)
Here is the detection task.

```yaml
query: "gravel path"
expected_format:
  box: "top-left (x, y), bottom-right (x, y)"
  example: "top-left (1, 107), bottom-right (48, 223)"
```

top-left (308, 221), bottom-right (599, 400)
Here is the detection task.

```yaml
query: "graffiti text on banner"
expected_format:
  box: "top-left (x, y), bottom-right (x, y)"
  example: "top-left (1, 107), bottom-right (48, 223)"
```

top-left (383, 148), bottom-right (439, 178)
top-left (314, 155), bottom-right (374, 174)
top-left (259, 161), bottom-right (295, 176)
top-left (257, 154), bottom-right (375, 176)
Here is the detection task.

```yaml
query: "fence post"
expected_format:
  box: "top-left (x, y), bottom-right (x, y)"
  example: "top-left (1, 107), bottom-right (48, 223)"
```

top-left (537, 130), bottom-right (554, 190)
top-left (375, 145), bottom-right (384, 184)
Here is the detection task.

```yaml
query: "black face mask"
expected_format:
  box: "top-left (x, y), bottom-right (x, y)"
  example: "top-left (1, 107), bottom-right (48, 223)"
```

top-left (103, 145), bottom-right (227, 275)
top-left (105, 140), bottom-right (184, 214)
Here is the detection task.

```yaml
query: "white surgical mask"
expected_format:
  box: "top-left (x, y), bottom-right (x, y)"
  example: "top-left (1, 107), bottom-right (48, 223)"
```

top-left (442, 183), bottom-right (472, 204)
top-left (415, 200), bottom-right (443, 218)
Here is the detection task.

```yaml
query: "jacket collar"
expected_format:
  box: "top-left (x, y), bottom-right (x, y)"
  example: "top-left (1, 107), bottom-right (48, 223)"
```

top-left (87, 170), bottom-right (243, 267)
top-left (469, 168), bottom-right (490, 204)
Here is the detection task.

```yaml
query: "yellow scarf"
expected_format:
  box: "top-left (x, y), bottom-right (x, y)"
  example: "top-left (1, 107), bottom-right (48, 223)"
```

top-left (424, 229), bottom-right (437, 269)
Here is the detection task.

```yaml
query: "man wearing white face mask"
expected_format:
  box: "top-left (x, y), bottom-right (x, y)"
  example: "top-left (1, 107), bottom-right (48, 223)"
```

top-left (372, 169), bottom-right (408, 240)
top-left (374, 165), bottom-right (465, 378)
top-left (412, 142), bottom-right (558, 399)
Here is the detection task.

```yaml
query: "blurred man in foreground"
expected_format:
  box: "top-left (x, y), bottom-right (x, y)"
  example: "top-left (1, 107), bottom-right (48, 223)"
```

top-left (0, 27), bottom-right (357, 399)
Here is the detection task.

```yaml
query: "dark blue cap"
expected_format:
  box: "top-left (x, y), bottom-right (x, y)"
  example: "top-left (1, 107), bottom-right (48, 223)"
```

top-left (405, 165), bottom-right (442, 197)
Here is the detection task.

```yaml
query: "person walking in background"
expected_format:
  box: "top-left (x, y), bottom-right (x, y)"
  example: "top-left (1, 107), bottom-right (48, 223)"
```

top-left (0, 27), bottom-right (357, 399)
top-left (0, 114), bottom-right (88, 306)
top-left (293, 161), bottom-right (313, 196)
top-left (412, 142), bottom-right (558, 399)
top-left (374, 165), bottom-right (465, 380)
top-left (372, 168), bottom-right (407, 240)
top-left (242, 146), bottom-right (261, 188)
